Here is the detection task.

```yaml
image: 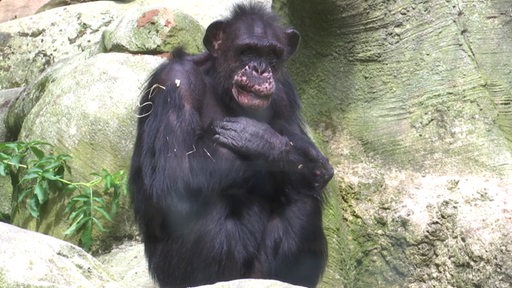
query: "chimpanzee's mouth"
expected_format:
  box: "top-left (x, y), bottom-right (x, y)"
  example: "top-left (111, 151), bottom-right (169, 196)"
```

top-left (232, 85), bottom-right (271, 110)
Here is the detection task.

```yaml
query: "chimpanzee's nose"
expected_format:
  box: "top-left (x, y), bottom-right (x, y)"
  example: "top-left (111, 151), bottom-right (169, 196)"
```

top-left (249, 62), bottom-right (269, 75)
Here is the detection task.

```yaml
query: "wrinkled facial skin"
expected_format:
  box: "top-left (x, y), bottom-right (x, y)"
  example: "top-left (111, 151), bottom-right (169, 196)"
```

top-left (232, 63), bottom-right (276, 110)
top-left (204, 14), bottom-right (300, 111)
top-left (226, 20), bottom-right (284, 110)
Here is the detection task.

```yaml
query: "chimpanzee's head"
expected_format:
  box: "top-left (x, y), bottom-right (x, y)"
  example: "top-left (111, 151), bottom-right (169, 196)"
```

top-left (203, 4), bottom-right (300, 110)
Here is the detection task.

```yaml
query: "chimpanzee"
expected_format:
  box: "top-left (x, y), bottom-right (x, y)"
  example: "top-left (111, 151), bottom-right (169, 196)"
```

top-left (129, 3), bottom-right (334, 288)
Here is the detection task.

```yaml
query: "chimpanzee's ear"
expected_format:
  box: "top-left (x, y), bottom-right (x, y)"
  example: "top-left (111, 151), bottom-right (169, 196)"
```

top-left (285, 29), bottom-right (300, 58)
top-left (203, 20), bottom-right (225, 55)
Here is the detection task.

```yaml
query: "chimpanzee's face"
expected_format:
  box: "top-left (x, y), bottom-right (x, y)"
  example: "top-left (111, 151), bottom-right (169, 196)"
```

top-left (204, 15), bottom-right (300, 110)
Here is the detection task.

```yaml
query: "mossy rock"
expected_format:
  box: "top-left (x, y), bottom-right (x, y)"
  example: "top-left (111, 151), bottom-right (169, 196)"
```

top-left (102, 7), bottom-right (204, 55)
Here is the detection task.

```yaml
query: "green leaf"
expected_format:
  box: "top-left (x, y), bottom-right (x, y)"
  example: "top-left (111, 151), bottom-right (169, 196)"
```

top-left (27, 197), bottom-right (40, 218)
top-left (92, 196), bottom-right (106, 206)
top-left (56, 153), bottom-right (72, 161)
top-left (29, 145), bottom-right (45, 159)
top-left (70, 195), bottom-right (91, 202)
top-left (4, 142), bottom-right (21, 153)
top-left (64, 184), bottom-right (78, 193)
top-left (55, 165), bottom-right (66, 177)
top-left (66, 198), bottom-right (88, 214)
top-left (92, 217), bottom-right (109, 232)
top-left (104, 174), bottom-right (113, 190)
top-left (64, 214), bottom-right (85, 236)
top-left (0, 164), bottom-right (7, 177)
top-left (68, 215), bottom-right (91, 235)
top-left (9, 155), bottom-right (21, 169)
top-left (21, 170), bottom-right (42, 182)
top-left (68, 205), bottom-right (88, 220)
top-left (80, 221), bottom-right (93, 251)
top-left (34, 182), bottom-right (48, 204)
top-left (42, 160), bottom-right (63, 171)
top-left (94, 206), bottom-right (113, 222)
top-left (0, 152), bottom-right (10, 161)
top-left (17, 188), bottom-right (32, 204)
top-left (42, 171), bottom-right (59, 180)
top-left (83, 186), bottom-right (93, 195)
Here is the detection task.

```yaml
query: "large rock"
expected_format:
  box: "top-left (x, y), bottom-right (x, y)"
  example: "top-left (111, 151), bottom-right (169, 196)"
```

top-left (274, 0), bottom-right (512, 287)
top-left (0, 224), bottom-right (301, 288)
top-left (98, 242), bottom-right (307, 288)
top-left (0, 222), bottom-right (119, 287)
top-left (6, 52), bottom-right (164, 251)
top-left (0, 0), bottom-right (272, 90)
top-left (97, 242), bottom-right (156, 288)
top-left (0, 1), bottom-right (126, 89)
top-left (198, 279), bottom-right (305, 288)
top-left (102, 7), bottom-right (204, 55)
top-left (12, 52), bottom-right (163, 176)
top-left (1, 0), bottom-right (272, 255)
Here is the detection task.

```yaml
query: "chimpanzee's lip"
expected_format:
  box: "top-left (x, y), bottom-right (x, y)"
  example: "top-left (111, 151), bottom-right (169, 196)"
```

top-left (232, 85), bottom-right (271, 110)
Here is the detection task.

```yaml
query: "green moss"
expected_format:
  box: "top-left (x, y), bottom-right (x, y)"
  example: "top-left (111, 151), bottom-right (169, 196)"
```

top-left (104, 10), bottom-right (204, 55)
top-left (159, 13), bottom-right (204, 54)
top-left (276, 0), bottom-right (512, 287)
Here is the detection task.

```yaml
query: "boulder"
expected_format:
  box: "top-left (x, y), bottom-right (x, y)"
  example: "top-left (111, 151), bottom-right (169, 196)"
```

top-left (6, 52), bottom-right (164, 251)
top-left (102, 7), bottom-right (204, 55)
top-left (0, 0), bottom-right (272, 90)
top-left (0, 222), bottom-right (119, 288)
top-left (274, 0), bottom-right (512, 286)
top-left (0, 1), bottom-right (128, 89)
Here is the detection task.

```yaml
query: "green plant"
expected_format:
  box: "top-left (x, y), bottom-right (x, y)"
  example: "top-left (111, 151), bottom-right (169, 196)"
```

top-left (64, 169), bottom-right (127, 251)
top-left (0, 141), bottom-right (69, 218)
top-left (0, 140), bottom-right (127, 251)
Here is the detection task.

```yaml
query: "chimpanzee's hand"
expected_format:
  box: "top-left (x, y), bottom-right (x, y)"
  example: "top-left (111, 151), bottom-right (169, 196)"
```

top-left (213, 117), bottom-right (291, 160)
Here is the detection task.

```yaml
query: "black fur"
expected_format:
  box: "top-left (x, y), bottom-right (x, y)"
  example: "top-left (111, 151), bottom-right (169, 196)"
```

top-left (129, 3), bottom-right (333, 288)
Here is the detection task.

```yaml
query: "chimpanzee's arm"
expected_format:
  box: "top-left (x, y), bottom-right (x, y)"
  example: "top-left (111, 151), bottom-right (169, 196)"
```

top-left (130, 59), bottom-right (242, 238)
top-left (213, 116), bottom-right (333, 192)
top-left (129, 63), bottom-right (200, 238)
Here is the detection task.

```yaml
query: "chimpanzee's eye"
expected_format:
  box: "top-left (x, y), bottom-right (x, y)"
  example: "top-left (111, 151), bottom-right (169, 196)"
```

top-left (266, 48), bottom-right (283, 67)
top-left (238, 46), bottom-right (253, 58)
